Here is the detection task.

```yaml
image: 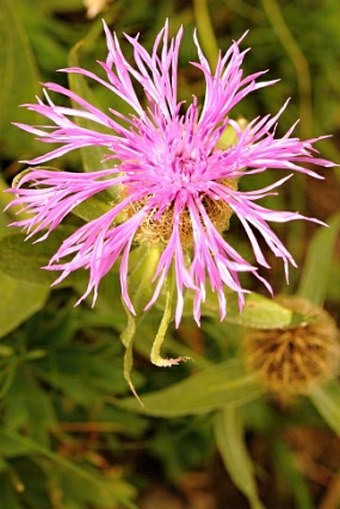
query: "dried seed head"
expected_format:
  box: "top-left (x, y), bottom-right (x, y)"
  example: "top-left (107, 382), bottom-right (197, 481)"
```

top-left (243, 296), bottom-right (340, 395)
top-left (131, 179), bottom-right (237, 247)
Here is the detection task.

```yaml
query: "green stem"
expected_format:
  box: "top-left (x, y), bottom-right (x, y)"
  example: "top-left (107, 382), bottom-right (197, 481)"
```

top-left (193, 0), bottom-right (219, 68)
top-left (260, 0), bottom-right (313, 138)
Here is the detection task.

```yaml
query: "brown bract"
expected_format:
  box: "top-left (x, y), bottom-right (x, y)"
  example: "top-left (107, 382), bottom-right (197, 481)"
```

top-left (130, 179), bottom-right (237, 247)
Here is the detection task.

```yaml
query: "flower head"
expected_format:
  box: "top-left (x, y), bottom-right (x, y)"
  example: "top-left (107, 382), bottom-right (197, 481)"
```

top-left (7, 22), bottom-right (334, 326)
top-left (244, 296), bottom-right (339, 395)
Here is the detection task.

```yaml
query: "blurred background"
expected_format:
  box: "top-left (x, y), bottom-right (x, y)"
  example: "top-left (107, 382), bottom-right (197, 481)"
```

top-left (0, 1), bottom-right (339, 508)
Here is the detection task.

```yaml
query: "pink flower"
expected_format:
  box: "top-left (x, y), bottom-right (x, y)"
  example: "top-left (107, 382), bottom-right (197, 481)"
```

top-left (7, 22), bottom-right (334, 326)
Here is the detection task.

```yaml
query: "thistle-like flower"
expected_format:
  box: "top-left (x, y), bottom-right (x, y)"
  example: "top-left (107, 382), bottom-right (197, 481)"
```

top-left (7, 22), bottom-right (334, 326)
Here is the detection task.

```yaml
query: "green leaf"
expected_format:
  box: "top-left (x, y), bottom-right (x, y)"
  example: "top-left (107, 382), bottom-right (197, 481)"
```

top-left (127, 245), bottom-right (161, 314)
top-left (298, 213), bottom-right (340, 305)
top-left (5, 372), bottom-right (56, 444)
top-left (272, 441), bottom-right (315, 509)
top-left (0, 227), bottom-right (78, 286)
top-left (72, 268), bottom-right (125, 325)
top-left (326, 261), bottom-right (340, 303)
top-left (309, 381), bottom-right (340, 436)
top-left (0, 475), bottom-right (22, 509)
top-left (72, 190), bottom-right (114, 221)
top-left (120, 310), bottom-right (142, 403)
top-left (0, 176), bottom-right (19, 223)
top-left (36, 343), bottom-right (129, 405)
top-left (0, 0), bottom-right (40, 158)
top-left (188, 291), bottom-right (309, 329)
top-left (0, 271), bottom-right (49, 338)
top-left (225, 293), bottom-right (308, 329)
top-left (55, 467), bottom-right (136, 509)
top-left (0, 434), bottom-right (31, 459)
top-left (117, 359), bottom-right (263, 417)
top-left (214, 404), bottom-right (265, 509)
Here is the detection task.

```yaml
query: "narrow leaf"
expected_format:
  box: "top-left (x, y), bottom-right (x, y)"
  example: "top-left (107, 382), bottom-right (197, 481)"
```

top-left (117, 360), bottom-right (263, 417)
top-left (272, 441), bottom-right (315, 509)
top-left (298, 213), bottom-right (340, 305)
top-left (120, 310), bottom-right (142, 405)
top-left (309, 381), bottom-right (340, 436)
top-left (150, 277), bottom-right (189, 367)
top-left (214, 404), bottom-right (265, 509)
top-left (225, 293), bottom-right (308, 329)
top-left (185, 291), bottom-right (309, 329)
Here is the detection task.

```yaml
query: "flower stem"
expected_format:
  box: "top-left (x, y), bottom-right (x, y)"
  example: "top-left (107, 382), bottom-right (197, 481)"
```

top-left (193, 0), bottom-right (219, 69)
top-left (260, 0), bottom-right (313, 138)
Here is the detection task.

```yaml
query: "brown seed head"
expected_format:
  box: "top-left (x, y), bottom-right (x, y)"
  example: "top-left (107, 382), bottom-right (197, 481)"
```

top-left (244, 296), bottom-right (340, 395)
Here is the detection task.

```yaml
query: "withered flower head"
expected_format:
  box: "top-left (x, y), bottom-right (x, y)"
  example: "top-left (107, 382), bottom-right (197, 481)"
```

top-left (244, 296), bottom-right (339, 395)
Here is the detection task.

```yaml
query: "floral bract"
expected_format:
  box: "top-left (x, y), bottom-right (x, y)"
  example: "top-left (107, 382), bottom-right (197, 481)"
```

top-left (8, 22), bottom-right (334, 326)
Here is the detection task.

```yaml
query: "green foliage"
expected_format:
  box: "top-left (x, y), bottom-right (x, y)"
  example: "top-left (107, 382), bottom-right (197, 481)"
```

top-left (309, 382), bottom-right (340, 437)
top-left (198, 291), bottom-right (310, 329)
top-left (0, 302), bottom-right (143, 507)
top-left (298, 213), bottom-right (340, 306)
top-left (214, 404), bottom-right (265, 509)
top-left (0, 227), bottom-right (77, 285)
top-left (118, 360), bottom-right (263, 417)
top-left (271, 440), bottom-right (315, 509)
top-left (0, 0), bottom-right (41, 158)
top-left (0, 273), bottom-right (49, 338)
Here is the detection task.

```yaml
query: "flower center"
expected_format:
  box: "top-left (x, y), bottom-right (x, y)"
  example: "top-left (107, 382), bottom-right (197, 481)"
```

top-left (173, 153), bottom-right (196, 187)
top-left (131, 177), bottom-right (237, 247)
